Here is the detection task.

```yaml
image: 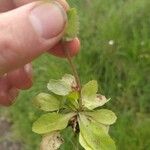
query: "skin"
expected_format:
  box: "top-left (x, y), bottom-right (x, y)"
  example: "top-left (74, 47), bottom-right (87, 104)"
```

top-left (0, 0), bottom-right (80, 106)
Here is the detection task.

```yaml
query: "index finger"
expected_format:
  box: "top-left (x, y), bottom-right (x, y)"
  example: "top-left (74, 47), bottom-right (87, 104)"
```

top-left (0, 0), bottom-right (36, 12)
top-left (0, 0), bottom-right (69, 12)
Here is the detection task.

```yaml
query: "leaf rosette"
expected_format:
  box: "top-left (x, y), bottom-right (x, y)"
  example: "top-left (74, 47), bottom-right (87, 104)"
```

top-left (32, 74), bottom-right (117, 150)
top-left (32, 4), bottom-right (117, 150)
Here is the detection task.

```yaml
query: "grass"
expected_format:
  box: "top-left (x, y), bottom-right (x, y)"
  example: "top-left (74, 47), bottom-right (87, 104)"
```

top-left (0, 0), bottom-right (150, 149)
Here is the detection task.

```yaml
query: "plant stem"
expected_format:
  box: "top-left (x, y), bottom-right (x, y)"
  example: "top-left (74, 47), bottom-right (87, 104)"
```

top-left (62, 42), bottom-right (82, 110)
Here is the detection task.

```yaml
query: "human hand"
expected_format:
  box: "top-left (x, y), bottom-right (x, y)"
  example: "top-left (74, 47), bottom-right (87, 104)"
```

top-left (0, 0), bottom-right (80, 106)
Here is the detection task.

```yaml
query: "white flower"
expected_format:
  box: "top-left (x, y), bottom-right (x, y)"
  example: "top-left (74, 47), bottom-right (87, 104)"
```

top-left (108, 40), bottom-right (114, 45)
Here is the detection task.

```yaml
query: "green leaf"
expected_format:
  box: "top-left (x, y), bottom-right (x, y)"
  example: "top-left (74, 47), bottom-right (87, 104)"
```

top-left (65, 91), bottom-right (79, 110)
top-left (81, 80), bottom-right (98, 99)
top-left (79, 134), bottom-right (93, 150)
top-left (47, 79), bottom-right (71, 96)
top-left (93, 94), bottom-right (110, 107)
top-left (84, 94), bottom-right (110, 110)
top-left (33, 93), bottom-right (60, 112)
top-left (63, 8), bottom-right (79, 41)
top-left (40, 132), bottom-right (64, 150)
top-left (81, 80), bottom-right (110, 109)
top-left (84, 109), bottom-right (117, 125)
top-left (61, 74), bottom-right (77, 89)
top-left (78, 114), bottom-right (116, 150)
top-left (67, 91), bottom-right (79, 101)
top-left (32, 112), bottom-right (75, 134)
top-left (47, 74), bottom-right (77, 96)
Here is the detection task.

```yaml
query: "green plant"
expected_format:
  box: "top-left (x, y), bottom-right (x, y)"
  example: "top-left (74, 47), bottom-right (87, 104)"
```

top-left (32, 5), bottom-right (117, 150)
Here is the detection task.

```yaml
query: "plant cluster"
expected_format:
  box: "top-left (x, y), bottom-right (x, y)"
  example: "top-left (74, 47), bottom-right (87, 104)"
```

top-left (32, 5), bottom-right (117, 150)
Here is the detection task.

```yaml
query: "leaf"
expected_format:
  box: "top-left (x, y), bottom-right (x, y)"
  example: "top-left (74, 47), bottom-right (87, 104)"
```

top-left (78, 114), bottom-right (116, 150)
top-left (47, 74), bottom-right (77, 96)
top-left (85, 95), bottom-right (110, 110)
top-left (84, 109), bottom-right (117, 125)
top-left (81, 80), bottom-right (110, 109)
top-left (32, 112), bottom-right (75, 134)
top-left (61, 74), bottom-right (77, 89)
top-left (81, 80), bottom-right (98, 99)
top-left (66, 91), bottom-right (79, 110)
top-left (63, 8), bottom-right (79, 41)
top-left (33, 93), bottom-right (60, 112)
top-left (40, 132), bottom-right (64, 150)
top-left (93, 94), bottom-right (110, 107)
top-left (79, 134), bottom-right (93, 150)
top-left (47, 79), bottom-right (71, 96)
top-left (67, 91), bottom-right (79, 101)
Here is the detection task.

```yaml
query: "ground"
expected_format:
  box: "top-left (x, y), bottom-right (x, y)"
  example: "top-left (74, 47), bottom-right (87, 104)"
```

top-left (0, 118), bottom-right (22, 150)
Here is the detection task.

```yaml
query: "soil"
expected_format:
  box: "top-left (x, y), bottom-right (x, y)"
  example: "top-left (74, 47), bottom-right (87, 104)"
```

top-left (0, 118), bottom-right (23, 150)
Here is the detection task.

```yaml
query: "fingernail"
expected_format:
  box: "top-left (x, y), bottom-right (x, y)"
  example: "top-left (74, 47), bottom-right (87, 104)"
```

top-left (29, 2), bottom-right (67, 39)
top-left (24, 64), bottom-right (33, 81)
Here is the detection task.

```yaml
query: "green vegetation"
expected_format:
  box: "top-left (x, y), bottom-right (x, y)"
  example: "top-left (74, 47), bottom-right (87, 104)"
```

top-left (0, 0), bottom-right (150, 149)
top-left (32, 74), bottom-right (117, 150)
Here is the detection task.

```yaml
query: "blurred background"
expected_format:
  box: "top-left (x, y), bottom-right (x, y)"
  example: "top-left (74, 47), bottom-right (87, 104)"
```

top-left (0, 0), bottom-right (150, 149)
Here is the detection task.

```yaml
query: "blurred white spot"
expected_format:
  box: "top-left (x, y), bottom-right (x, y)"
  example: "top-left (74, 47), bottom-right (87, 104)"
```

top-left (117, 83), bottom-right (122, 88)
top-left (108, 40), bottom-right (114, 45)
top-left (141, 41), bottom-right (145, 46)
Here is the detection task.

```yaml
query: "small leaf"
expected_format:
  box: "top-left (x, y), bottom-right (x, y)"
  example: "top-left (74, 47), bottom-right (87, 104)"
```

top-left (85, 95), bottom-right (108, 110)
top-left (33, 93), bottom-right (60, 112)
top-left (63, 8), bottom-right (79, 41)
top-left (32, 112), bottom-right (75, 134)
top-left (67, 91), bottom-right (79, 101)
top-left (61, 74), bottom-right (77, 89)
top-left (84, 109), bottom-right (117, 125)
top-left (82, 80), bottom-right (106, 110)
top-left (47, 79), bottom-right (71, 96)
top-left (66, 91), bottom-right (79, 110)
top-left (78, 114), bottom-right (116, 150)
top-left (47, 75), bottom-right (77, 96)
top-left (81, 80), bottom-right (98, 99)
top-left (94, 94), bottom-right (110, 107)
top-left (40, 132), bottom-right (64, 150)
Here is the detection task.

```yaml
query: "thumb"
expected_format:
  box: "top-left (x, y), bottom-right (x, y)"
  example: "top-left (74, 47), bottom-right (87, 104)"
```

top-left (0, 1), bottom-right (67, 75)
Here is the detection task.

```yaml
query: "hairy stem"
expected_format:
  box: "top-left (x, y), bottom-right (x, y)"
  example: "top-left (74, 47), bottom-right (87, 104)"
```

top-left (62, 42), bottom-right (82, 110)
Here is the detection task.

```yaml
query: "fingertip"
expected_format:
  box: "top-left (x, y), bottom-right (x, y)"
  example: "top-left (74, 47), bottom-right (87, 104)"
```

top-left (48, 38), bottom-right (80, 57)
top-left (68, 38), bottom-right (80, 57)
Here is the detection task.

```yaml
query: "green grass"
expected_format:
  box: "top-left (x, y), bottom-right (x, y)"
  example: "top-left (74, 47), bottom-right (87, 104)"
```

top-left (1, 0), bottom-right (150, 149)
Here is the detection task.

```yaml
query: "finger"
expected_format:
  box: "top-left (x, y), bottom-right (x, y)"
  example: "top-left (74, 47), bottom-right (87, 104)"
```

top-left (0, 76), bottom-right (19, 106)
top-left (48, 38), bottom-right (80, 57)
top-left (0, 0), bottom-right (69, 12)
top-left (0, 0), bottom-right (36, 12)
top-left (7, 64), bottom-right (33, 90)
top-left (0, 87), bottom-right (19, 106)
top-left (0, 0), bottom-right (14, 12)
top-left (14, 0), bottom-right (69, 10)
top-left (0, 1), bottom-right (68, 75)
